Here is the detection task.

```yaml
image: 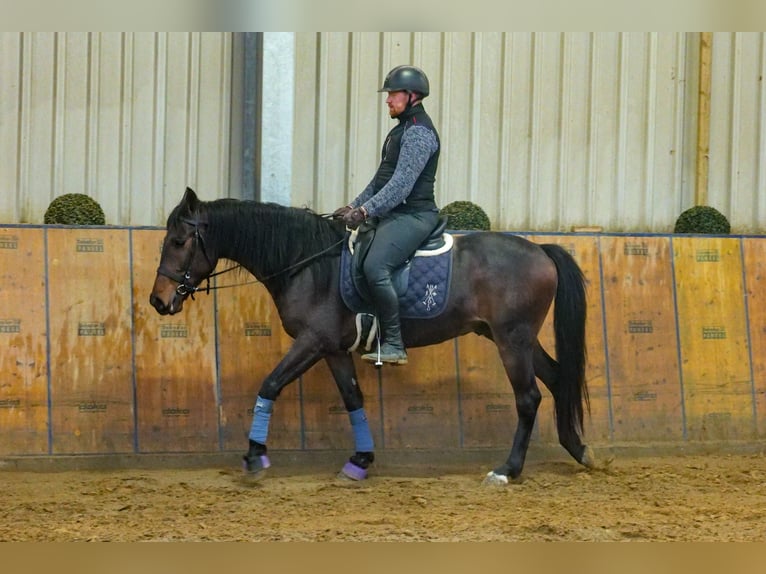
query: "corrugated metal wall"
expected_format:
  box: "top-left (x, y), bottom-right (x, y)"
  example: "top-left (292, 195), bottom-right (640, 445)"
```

top-left (708, 33), bottom-right (766, 234)
top-left (0, 32), bottom-right (234, 226)
top-left (2, 32), bottom-right (766, 232)
top-left (292, 32), bottom-right (699, 232)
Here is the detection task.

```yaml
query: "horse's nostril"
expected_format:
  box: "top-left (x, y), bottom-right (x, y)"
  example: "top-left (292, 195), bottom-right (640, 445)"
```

top-left (149, 293), bottom-right (166, 312)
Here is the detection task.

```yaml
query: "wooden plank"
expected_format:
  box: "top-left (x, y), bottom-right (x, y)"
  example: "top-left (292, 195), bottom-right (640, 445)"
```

top-left (673, 237), bottom-right (754, 440)
top-left (47, 228), bottom-right (134, 454)
top-left (528, 234), bottom-right (610, 444)
top-left (741, 238), bottom-right (765, 438)
top-left (379, 340), bottom-right (460, 449)
top-left (131, 229), bottom-right (218, 452)
top-left (455, 333), bottom-right (516, 448)
top-left (216, 278), bottom-right (302, 451)
top-left (0, 228), bottom-right (49, 454)
top-left (600, 236), bottom-right (684, 441)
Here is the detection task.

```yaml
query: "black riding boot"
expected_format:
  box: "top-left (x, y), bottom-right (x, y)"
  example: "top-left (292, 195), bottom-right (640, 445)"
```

top-left (362, 282), bottom-right (408, 365)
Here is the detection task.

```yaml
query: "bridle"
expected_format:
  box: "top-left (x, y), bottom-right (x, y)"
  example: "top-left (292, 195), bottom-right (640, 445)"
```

top-left (155, 217), bottom-right (220, 299)
top-left (156, 215), bottom-right (346, 299)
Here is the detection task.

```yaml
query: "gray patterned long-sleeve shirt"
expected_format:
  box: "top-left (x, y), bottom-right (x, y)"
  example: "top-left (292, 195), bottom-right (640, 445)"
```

top-left (349, 124), bottom-right (439, 219)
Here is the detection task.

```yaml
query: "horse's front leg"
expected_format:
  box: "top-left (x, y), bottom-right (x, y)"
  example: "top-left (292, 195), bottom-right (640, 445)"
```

top-left (325, 352), bottom-right (375, 480)
top-left (243, 335), bottom-right (324, 478)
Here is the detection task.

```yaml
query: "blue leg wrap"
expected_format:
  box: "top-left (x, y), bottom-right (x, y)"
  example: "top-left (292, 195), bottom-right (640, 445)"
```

top-left (248, 396), bottom-right (274, 444)
top-left (349, 408), bottom-right (374, 452)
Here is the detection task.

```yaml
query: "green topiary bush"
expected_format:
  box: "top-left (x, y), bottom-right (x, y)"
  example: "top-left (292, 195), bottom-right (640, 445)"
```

top-left (439, 200), bottom-right (491, 231)
top-left (44, 193), bottom-right (106, 225)
top-left (673, 205), bottom-right (730, 235)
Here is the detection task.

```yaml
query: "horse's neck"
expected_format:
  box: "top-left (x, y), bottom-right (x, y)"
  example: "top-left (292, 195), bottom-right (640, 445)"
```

top-left (209, 203), bottom-right (289, 282)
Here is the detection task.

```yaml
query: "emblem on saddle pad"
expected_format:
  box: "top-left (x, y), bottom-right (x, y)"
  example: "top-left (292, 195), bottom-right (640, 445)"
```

top-left (340, 224), bottom-right (454, 349)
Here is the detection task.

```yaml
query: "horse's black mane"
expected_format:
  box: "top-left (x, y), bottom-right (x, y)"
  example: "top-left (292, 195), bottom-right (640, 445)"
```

top-left (174, 198), bottom-right (346, 292)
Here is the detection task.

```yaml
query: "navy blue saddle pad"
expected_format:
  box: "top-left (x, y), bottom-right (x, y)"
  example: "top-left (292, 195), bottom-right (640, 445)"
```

top-left (339, 231), bottom-right (454, 319)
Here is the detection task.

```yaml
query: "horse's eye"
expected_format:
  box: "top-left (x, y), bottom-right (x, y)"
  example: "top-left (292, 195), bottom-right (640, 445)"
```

top-left (172, 238), bottom-right (187, 247)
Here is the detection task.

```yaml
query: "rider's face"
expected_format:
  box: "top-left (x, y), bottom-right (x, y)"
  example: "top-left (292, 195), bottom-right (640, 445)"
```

top-left (385, 90), bottom-right (411, 118)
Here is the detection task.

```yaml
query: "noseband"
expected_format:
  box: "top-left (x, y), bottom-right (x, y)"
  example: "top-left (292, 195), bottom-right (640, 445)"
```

top-left (156, 217), bottom-right (214, 299)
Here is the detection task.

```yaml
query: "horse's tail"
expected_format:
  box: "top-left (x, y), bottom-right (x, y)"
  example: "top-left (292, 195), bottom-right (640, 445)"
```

top-left (540, 243), bottom-right (590, 434)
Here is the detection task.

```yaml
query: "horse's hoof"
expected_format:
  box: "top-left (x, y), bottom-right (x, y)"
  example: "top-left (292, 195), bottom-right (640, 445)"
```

top-left (339, 461), bottom-right (368, 481)
top-left (482, 471), bottom-right (509, 486)
top-left (581, 446), bottom-right (614, 471)
top-left (242, 454), bottom-right (271, 482)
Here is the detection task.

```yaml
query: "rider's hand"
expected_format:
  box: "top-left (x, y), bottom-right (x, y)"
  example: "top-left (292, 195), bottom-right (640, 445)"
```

top-left (342, 207), bottom-right (367, 229)
top-left (332, 205), bottom-right (353, 220)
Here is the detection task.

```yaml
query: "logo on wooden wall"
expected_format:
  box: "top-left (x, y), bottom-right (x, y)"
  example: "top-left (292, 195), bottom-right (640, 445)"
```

top-left (244, 322), bottom-right (271, 336)
top-left (407, 405), bottom-right (434, 414)
top-left (485, 403), bottom-right (512, 413)
top-left (628, 320), bottom-right (654, 334)
top-left (78, 322), bottom-right (106, 336)
top-left (632, 391), bottom-right (657, 402)
top-left (702, 326), bottom-right (727, 340)
top-left (0, 398), bottom-right (21, 408)
top-left (0, 319), bottom-right (21, 333)
top-left (76, 238), bottom-right (104, 253)
top-left (624, 243), bottom-right (649, 256)
top-left (162, 407), bottom-right (191, 417)
top-left (0, 235), bottom-right (19, 249)
top-left (695, 249), bottom-right (720, 262)
top-left (78, 402), bottom-right (107, 413)
top-left (160, 323), bottom-right (189, 338)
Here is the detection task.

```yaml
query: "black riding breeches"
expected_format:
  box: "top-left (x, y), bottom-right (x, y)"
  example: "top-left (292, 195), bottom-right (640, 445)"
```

top-left (361, 210), bottom-right (439, 335)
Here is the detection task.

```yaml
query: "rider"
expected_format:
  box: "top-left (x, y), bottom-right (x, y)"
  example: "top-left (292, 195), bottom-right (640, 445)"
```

top-left (333, 65), bottom-right (441, 365)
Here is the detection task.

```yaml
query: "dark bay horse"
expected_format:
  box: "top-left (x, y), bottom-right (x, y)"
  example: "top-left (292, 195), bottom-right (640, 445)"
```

top-left (149, 188), bottom-right (598, 485)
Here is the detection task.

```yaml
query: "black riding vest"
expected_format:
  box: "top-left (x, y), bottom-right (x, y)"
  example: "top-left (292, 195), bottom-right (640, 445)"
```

top-left (372, 105), bottom-right (440, 214)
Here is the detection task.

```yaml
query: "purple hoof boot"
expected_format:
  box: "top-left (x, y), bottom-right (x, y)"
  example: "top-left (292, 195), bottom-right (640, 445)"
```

top-left (340, 461), bottom-right (368, 481)
top-left (242, 454), bottom-right (271, 480)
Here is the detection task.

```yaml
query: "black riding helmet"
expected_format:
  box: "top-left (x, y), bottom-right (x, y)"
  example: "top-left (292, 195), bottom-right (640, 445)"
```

top-left (378, 65), bottom-right (430, 98)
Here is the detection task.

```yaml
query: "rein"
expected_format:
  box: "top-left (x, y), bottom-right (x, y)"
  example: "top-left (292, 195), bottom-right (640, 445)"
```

top-left (158, 214), bottom-right (345, 298)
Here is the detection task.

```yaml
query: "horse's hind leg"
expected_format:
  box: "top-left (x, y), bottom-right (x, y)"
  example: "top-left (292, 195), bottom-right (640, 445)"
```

top-left (486, 326), bottom-right (541, 483)
top-left (533, 342), bottom-right (595, 468)
top-left (325, 352), bottom-right (375, 480)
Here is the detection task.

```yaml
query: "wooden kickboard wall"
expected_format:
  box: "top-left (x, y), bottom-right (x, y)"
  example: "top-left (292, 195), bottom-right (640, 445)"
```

top-left (0, 227), bottom-right (763, 457)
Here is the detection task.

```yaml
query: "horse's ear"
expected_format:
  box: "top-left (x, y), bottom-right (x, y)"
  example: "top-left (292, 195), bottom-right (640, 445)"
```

top-left (183, 187), bottom-right (200, 212)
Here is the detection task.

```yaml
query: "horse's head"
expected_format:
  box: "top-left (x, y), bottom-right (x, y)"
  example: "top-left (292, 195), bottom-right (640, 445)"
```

top-left (149, 187), bottom-right (219, 315)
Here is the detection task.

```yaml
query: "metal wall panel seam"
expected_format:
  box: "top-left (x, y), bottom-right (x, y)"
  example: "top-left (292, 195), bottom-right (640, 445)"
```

top-left (529, 33), bottom-right (543, 227)
top-left (87, 32), bottom-right (99, 204)
top-left (644, 33), bottom-right (658, 228)
top-left (729, 33), bottom-right (743, 218)
top-left (587, 33), bottom-right (600, 230)
top-left (187, 33), bottom-right (201, 190)
top-left (557, 33), bottom-right (571, 229)
top-left (616, 33), bottom-right (630, 229)
top-left (672, 34), bottom-right (688, 219)
top-left (469, 33), bottom-right (482, 204)
top-left (18, 33), bottom-right (32, 223)
top-left (218, 32), bottom-right (233, 201)
top-left (758, 34), bottom-right (766, 228)
top-left (152, 33), bottom-right (168, 226)
top-left (120, 33), bottom-right (134, 225)
top-left (53, 33), bottom-right (66, 205)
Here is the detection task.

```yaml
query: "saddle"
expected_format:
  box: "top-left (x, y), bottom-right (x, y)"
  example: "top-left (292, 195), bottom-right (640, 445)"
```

top-left (339, 216), bottom-right (454, 327)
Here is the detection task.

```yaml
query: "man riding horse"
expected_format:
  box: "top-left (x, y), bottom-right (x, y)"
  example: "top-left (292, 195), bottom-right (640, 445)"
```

top-left (333, 65), bottom-right (440, 366)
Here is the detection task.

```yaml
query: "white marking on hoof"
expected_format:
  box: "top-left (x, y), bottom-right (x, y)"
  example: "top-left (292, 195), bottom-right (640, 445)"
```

top-left (482, 471), bottom-right (509, 486)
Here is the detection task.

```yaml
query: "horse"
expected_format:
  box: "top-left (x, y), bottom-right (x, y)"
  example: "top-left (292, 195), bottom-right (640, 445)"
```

top-left (149, 187), bottom-right (598, 485)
